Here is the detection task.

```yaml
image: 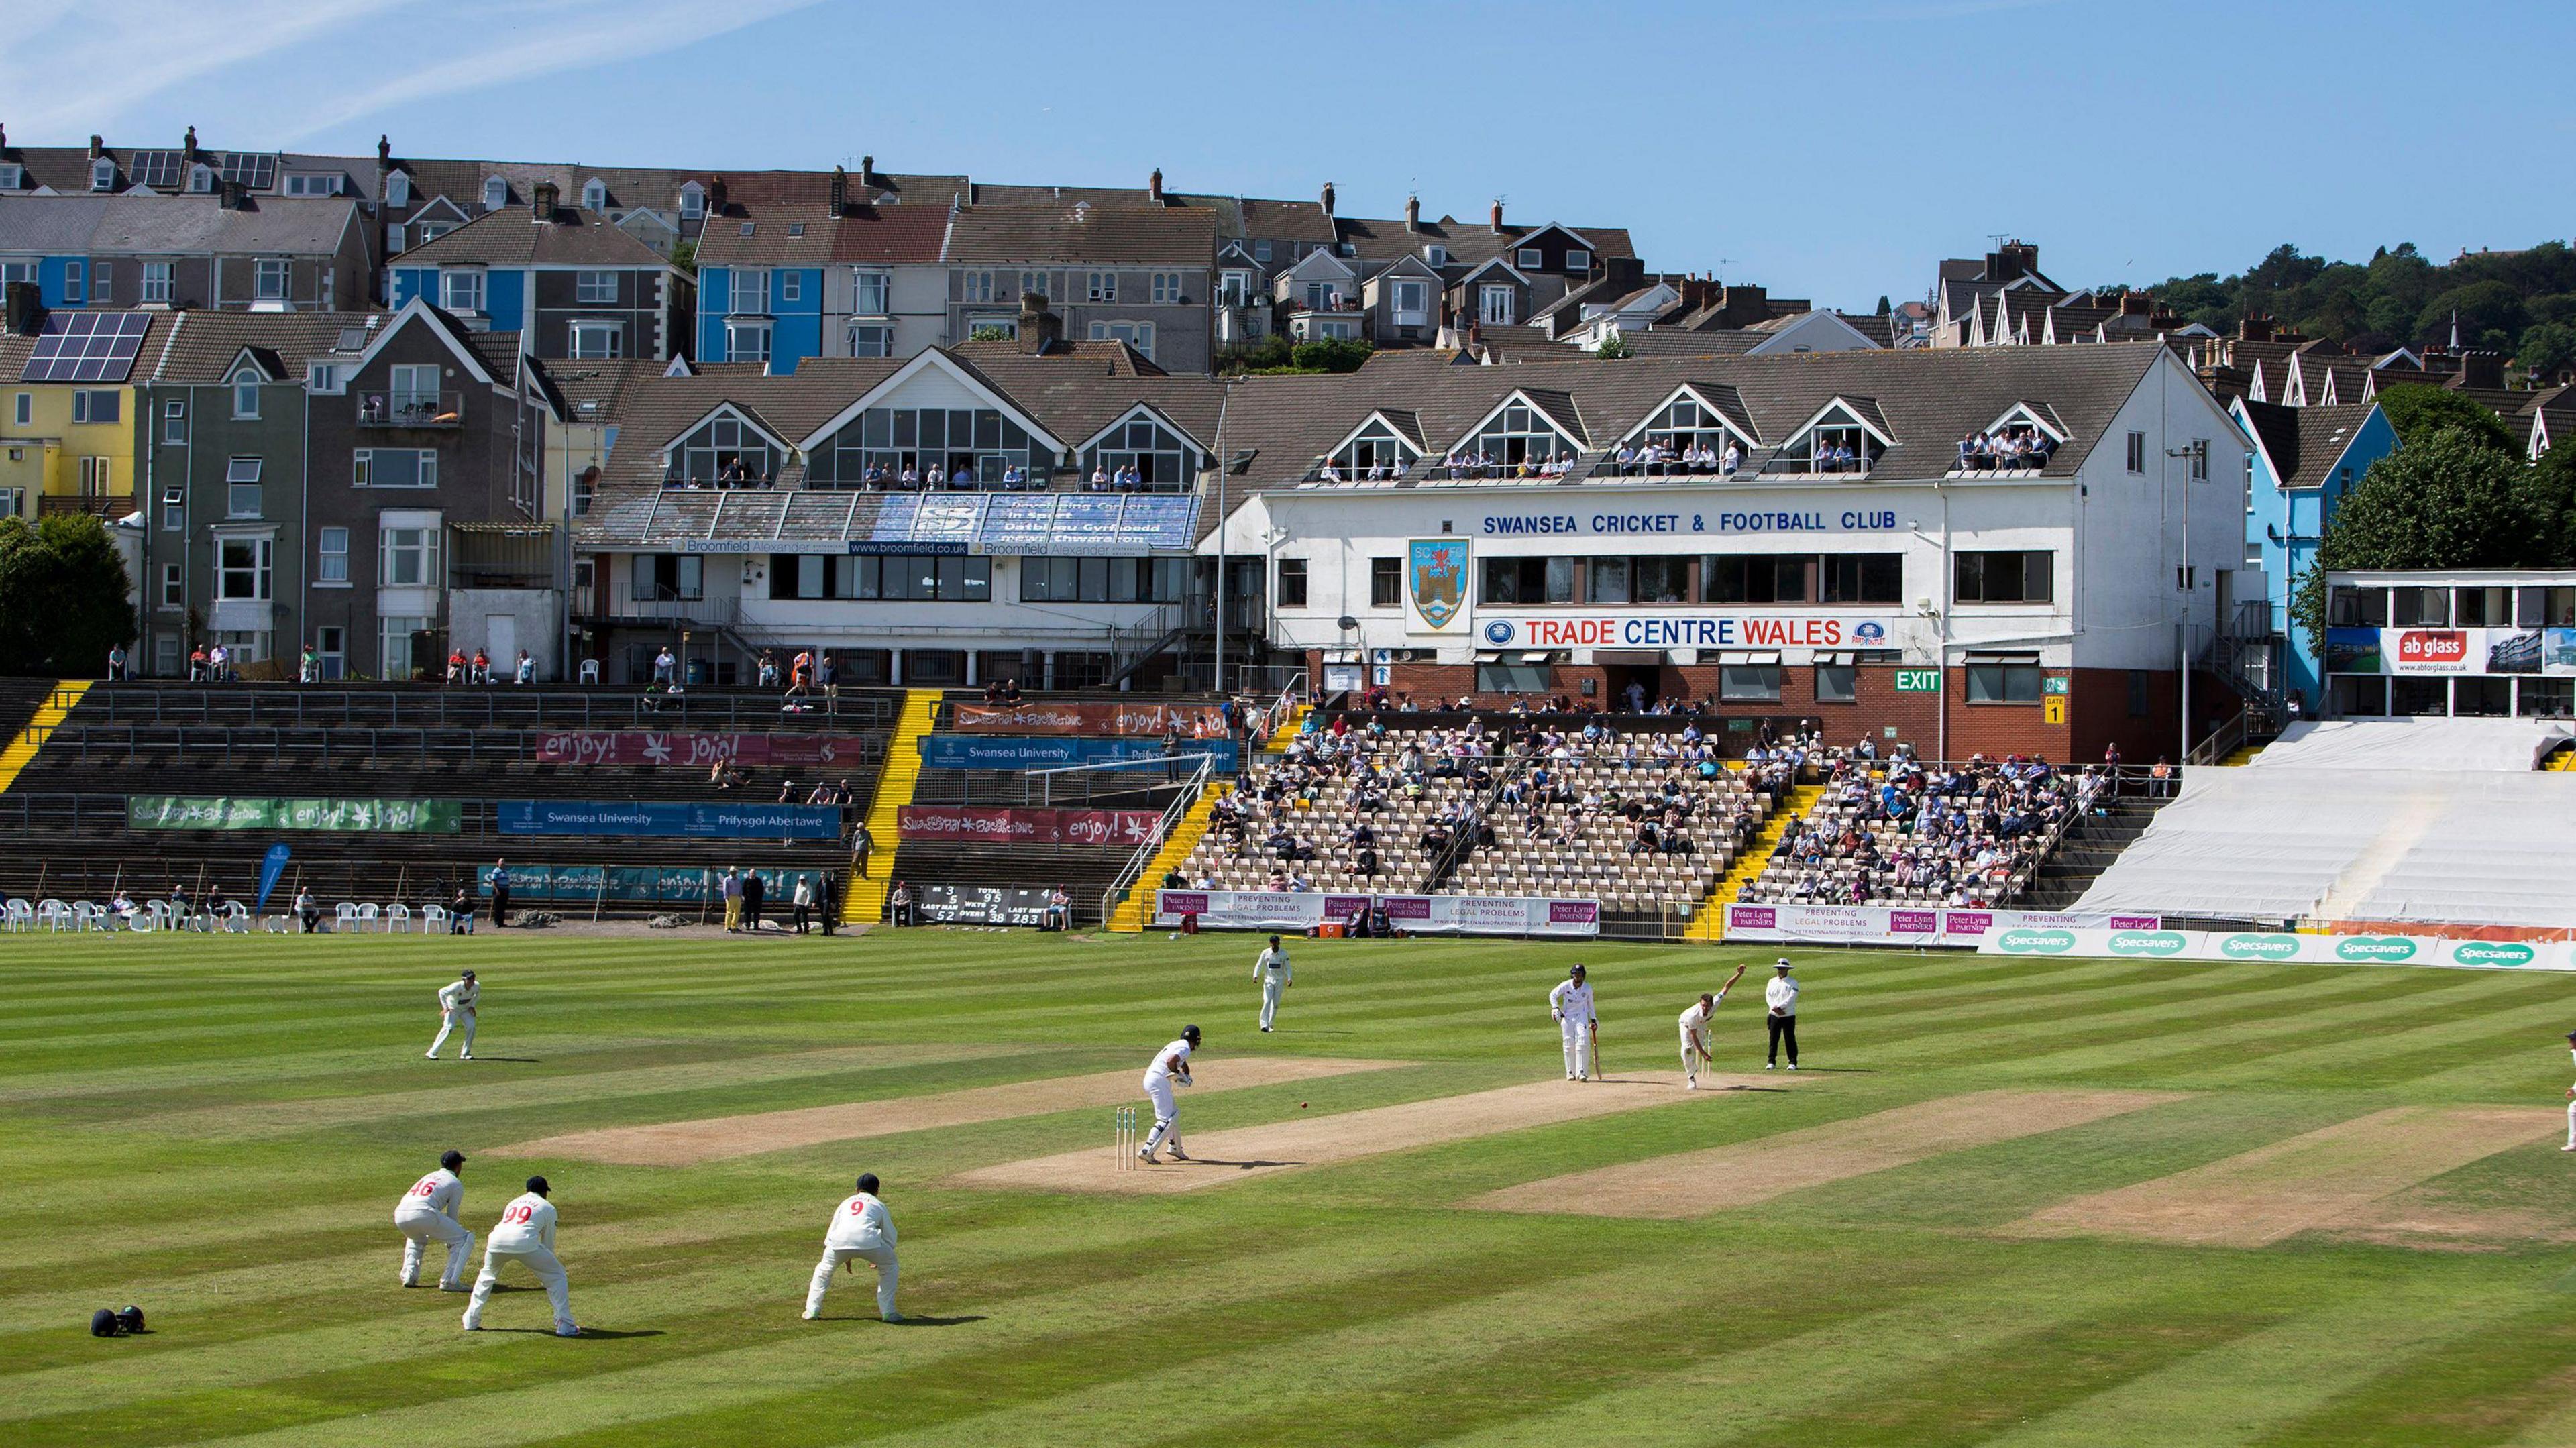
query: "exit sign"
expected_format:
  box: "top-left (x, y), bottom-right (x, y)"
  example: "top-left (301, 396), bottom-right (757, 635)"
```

top-left (2043, 676), bottom-right (2069, 695)
top-left (1894, 669), bottom-right (1941, 693)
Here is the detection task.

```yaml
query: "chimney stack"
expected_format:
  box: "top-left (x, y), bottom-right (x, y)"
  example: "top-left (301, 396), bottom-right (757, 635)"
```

top-left (378, 134), bottom-right (392, 166)
top-left (5, 280), bottom-right (41, 335)
top-left (2461, 349), bottom-right (2505, 390)
top-left (218, 179), bottom-right (246, 211)
top-left (1320, 181), bottom-right (1335, 217)
top-left (182, 125), bottom-right (199, 165)
top-left (859, 155), bottom-right (877, 190)
top-left (1148, 166), bottom-right (1164, 203)
top-left (1403, 194), bottom-right (1420, 233)
top-left (1018, 291), bottom-right (1062, 355)
top-left (531, 180), bottom-right (559, 220)
top-left (1490, 199), bottom-right (1505, 234)
top-left (89, 134), bottom-right (103, 161)
top-left (830, 165), bottom-right (847, 215)
top-left (708, 176), bottom-right (728, 215)
top-left (2239, 313), bottom-right (2273, 343)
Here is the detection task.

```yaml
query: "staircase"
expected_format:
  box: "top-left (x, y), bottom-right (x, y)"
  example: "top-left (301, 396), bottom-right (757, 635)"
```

top-left (839, 689), bottom-right (941, 926)
top-left (2545, 742), bottom-right (2576, 773)
top-left (1263, 704), bottom-right (1309, 753)
top-left (0, 681), bottom-right (90, 794)
top-left (1105, 783), bottom-right (1231, 932)
top-left (2016, 793), bottom-right (2176, 910)
top-left (2217, 741), bottom-right (2267, 767)
top-left (1682, 780), bottom-right (1823, 940)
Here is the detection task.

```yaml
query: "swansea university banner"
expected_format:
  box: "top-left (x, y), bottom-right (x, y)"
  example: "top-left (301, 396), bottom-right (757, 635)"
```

top-left (918, 735), bottom-right (1240, 771)
top-left (496, 800), bottom-right (844, 840)
top-left (128, 797), bottom-right (462, 833)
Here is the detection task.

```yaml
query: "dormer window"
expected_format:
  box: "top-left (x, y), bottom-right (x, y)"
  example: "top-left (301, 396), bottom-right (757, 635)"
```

top-left (1564, 248), bottom-right (1591, 272)
top-left (1627, 390), bottom-right (1755, 474)
top-left (582, 178), bottom-right (606, 211)
top-left (663, 408), bottom-right (782, 486)
top-left (1769, 400), bottom-right (1889, 477)
top-left (385, 171), bottom-right (411, 206)
top-left (679, 183), bottom-right (704, 219)
top-left (1424, 245), bottom-right (1447, 267)
top-left (1325, 415), bottom-right (1421, 479)
top-left (1517, 246), bottom-right (1544, 269)
top-left (481, 176), bottom-right (506, 210)
top-left (91, 158), bottom-right (116, 192)
top-left (189, 164), bottom-right (214, 193)
top-left (1462, 396), bottom-right (1580, 469)
top-left (0, 164), bottom-right (21, 190)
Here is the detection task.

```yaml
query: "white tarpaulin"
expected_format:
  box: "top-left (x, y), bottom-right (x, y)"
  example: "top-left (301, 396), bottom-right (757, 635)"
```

top-left (2078, 718), bottom-right (2576, 928)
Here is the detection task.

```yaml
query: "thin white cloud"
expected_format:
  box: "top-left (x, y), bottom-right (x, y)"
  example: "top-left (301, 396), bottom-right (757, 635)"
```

top-left (278, 0), bottom-right (827, 142)
top-left (9, 0), bottom-right (401, 135)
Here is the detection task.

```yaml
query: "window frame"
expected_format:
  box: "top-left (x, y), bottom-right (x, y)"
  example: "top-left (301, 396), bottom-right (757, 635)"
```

top-left (1965, 662), bottom-right (2043, 704)
top-left (1953, 550), bottom-right (2053, 606)
top-left (217, 536), bottom-right (274, 602)
top-left (1369, 557), bottom-right (1401, 610)
top-left (439, 268), bottom-right (485, 313)
top-left (253, 257), bottom-right (290, 302)
top-left (316, 525), bottom-right (350, 584)
top-left (567, 320), bottom-right (623, 359)
top-left (1275, 557), bottom-right (1309, 609)
top-left (142, 260), bottom-right (174, 304)
top-left (574, 269), bottom-right (617, 304)
top-left (1087, 270), bottom-right (1118, 303)
top-left (160, 562), bottom-right (184, 607)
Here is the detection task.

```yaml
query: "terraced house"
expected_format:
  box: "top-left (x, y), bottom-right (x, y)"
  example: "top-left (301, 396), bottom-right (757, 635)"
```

top-left (943, 203), bottom-right (1219, 372)
top-left (692, 166), bottom-right (953, 372)
top-left (1, 296), bottom-right (180, 522)
top-left (0, 191), bottom-right (370, 313)
top-left (386, 183), bottom-right (690, 361)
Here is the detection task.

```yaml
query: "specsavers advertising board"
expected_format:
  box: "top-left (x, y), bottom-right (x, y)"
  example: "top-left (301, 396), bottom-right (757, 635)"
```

top-left (1978, 926), bottom-right (2576, 972)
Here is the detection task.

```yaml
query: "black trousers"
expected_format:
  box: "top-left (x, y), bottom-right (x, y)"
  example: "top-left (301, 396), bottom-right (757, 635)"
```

top-left (1767, 1013), bottom-right (1799, 1065)
top-left (490, 889), bottom-right (508, 928)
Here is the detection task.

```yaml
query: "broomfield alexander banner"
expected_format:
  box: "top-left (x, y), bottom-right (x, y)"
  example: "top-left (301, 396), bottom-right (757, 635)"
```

top-left (897, 805), bottom-right (1162, 847)
top-left (1978, 926), bottom-right (2576, 972)
top-left (948, 702), bottom-right (1230, 736)
top-left (1721, 903), bottom-right (2161, 947)
top-left (533, 731), bottom-right (878, 767)
top-left (1153, 890), bottom-right (1600, 937)
top-left (128, 796), bottom-right (462, 832)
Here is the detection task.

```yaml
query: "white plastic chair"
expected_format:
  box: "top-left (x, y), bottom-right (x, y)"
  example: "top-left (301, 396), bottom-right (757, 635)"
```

top-left (220, 901), bottom-right (250, 933)
top-left (386, 903), bottom-right (413, 933)
top-left (261, 913), bottom-right (290, 934)
top-left (334, 902), bottom-right (360, 933)
top-left (141, 899), bottom-right (173, 932)
top-left (1, 899), bottom-right (31, 932)
top-left (579, 659), bottom-right (601, 684)
top-left (356, 903), bottom-right (382, 932)
top-left (421, 903), bottom-right (450, 933)
top-left (73, 901), bottom-right (108, 932)
top-left (38, 899), bottom-right (73, 931)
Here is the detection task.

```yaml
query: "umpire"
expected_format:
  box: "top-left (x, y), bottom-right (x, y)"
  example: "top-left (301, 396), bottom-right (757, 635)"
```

top-left (1764, 958), bottom-right (1800, 1070)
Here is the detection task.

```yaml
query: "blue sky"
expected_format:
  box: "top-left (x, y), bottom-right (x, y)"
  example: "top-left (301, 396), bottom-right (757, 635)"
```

top-left (12, 0), bottom-right (2573, 309)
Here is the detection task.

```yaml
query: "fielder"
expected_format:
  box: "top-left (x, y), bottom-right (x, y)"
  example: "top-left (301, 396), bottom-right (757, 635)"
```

top-left (394, 1149), bottom-right (474, 1290)
top-left (427, 970), bottom-right (478, 1060)
top-left (804, 1172), bottom-right (902, 1322)
top-left (1679, 965), bottom-right (1748, 1090)
top-left (462, 1175), bottom-right (578, 1337)
top-left (1550, 964), bottom-right (1597, 1081)
top-left (1138, 1025), bottom-right (1201, 1162)
top-left (1254, 934), bottom-right (1292, 1032)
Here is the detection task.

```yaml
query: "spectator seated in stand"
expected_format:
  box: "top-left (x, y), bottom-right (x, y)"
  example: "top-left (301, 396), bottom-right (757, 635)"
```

top-left (1741, 746), bottom-right (2107, 908)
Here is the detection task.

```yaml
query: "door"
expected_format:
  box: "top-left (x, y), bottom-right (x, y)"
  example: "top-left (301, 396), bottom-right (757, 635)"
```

top-left (486, 614), bottom-right (516, 673)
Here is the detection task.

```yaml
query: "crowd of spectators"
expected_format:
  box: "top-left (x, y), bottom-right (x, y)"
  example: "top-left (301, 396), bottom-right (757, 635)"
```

top-left (1743, 746), bottom-right (2110, 907)
top-left (1606, 439), bottom-right (1743, 477)
top-left (1954, 425), bottom-right (2058, 472)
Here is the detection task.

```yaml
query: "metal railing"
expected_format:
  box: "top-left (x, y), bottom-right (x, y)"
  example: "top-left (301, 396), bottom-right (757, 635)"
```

top-left (61, 683), bottom-right (904, 732)
top-left (39, 493), bottom-right (136, 518)
top-left (1097, 752), bottom-right (1218, 924)
top-left (356, 390), bottom-right (464, 427)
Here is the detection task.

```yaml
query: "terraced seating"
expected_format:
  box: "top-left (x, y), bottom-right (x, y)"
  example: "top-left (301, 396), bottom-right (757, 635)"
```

top-left (1739, 748), bottom-right (2111, 908)
top-left (1177, 724), bottom-right (1494, 893)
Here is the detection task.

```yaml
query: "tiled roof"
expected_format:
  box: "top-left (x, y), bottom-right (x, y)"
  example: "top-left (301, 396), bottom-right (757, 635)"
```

top-left (392, 205), bottom-right (673, 268)
top-left (0, 308), bottom-right (180, 384)
top-left (942, 204), bottom-right (1219, 266)
top-left (535, 356), bottom-right (658, 426)
top-left (1334, 215), bottom-right (1638, 273)
top-left (949, 337), bottom-right (1167, 377)
top-left (142, 309), bottom-right (388, 383)
top-left (1212, 343), bottom-right (2170, 490)
top-left (693, 200), bottom-right (950, 267)
top-left (0, 193), bottom-right (357, 256)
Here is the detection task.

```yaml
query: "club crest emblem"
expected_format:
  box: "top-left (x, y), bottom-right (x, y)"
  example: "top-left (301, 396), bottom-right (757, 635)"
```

top-left (1408, 539), bottom-right (1468, 630)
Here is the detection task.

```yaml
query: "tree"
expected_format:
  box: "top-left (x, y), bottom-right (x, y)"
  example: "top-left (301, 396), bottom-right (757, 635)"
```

top-left (667, 239), bottom-right (696, 276)
top-left (2516, 321), bottom-right (2576, 382)
top-left (0, 514), bottom-right (134, 677)
top-left (2522, 441), bottom-right (2576, 566)
top-left (2289, 427), bottom-right (2546, 653)
top-left (2369, 382), bottom-right (2518, 454)
top-left (1593, 333), bottom-right (1633, 360)
top-left (2414, 279), bottom-right (2526, 349)
top-left (1287, 337), bottom-right (1372, 374)
top-left (1874, 295), bottom-right (1891, 316)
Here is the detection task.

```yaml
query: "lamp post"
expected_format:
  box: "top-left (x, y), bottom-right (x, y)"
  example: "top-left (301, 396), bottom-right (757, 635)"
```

top-left (2167, 437), bottom-right (2207, 764)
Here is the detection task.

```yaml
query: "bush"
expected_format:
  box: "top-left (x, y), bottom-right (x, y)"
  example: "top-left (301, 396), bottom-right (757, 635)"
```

top-left (0, 513), bottom-right (134, 677)
top-left (2371, 383), bottom-right (2518, 453)
top-left (1289, 337), bottom-right (1373, 374)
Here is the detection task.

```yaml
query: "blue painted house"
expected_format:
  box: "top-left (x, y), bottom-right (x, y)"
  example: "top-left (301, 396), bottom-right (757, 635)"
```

top-left (2233, 397), bottom-right (2398, 709)
top-left (386, 185), bottom-right (687, 361)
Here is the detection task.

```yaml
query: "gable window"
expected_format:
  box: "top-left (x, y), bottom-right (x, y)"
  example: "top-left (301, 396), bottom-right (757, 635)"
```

top-left (232, 378), bottom-right (261, 419)
top-left (92, 158), bottom-right (116, 192)
top-left (568, 321), bottom-right (623, 359)
top-left (1329, 417), bottom-right (1421, 478)
top-left (143, 261), bottom-right (173, 304)
top-left (1424, 245), bottom-right (1447, 268)
top-left (1479, 284), bottom-right (1515, 326)
top-left (388, 363), bottom-right (440, 416)
top-left (254, 258), bottom-right (290, 302)
top-left (1149, 271), bottom-right (1182, 304)
top-left (852, 270), bottom-right (891, 315)
top-left (353, 448), bottom-right (437, 489)
top-left (440, 269), bottom-right (485, 313)
top-left (317, 526), bottom-right (350, 583)
top-left (1086, 270), bottom-right (1118, 302)
top-left (1392, 279), bottom-right (1429, 322)
top-left (225, 457), bottom-right (264, 518)
top-left (582, 179), bottom-right (606, 211)
top-left (679, 184), bottom-right (704, 220)
top-left (1088, 320), bottom-right (1155, 359)
top-left (1276, 557), bottom-right (1308, 608)
top-left (1517, 246), bottom-right (1544, 269)
top-left (723, 319), bottom-right (772, 364)
top-left (665, 411), bottom-right (781, 486)
top-left (808, 404), bottom-right (1041, 487)
top-left (1955, 550), bottom-right (2052, 604)
top-left (162, 399), bottom-right (186, 444)
top-left (380, 525), bottom-right (441, 587)
top-left (1083, 412), bottom-right (1197, 490)
top-left (729, 268), bottom-right (771, 315)
top-left (1219, 270), bottom-right (1252, 306)
top-left (2125, 430), bottom-right (2145, 473)
top-left (1634, 394), bottom-right (1746, 470)
top-left (217, 537), bottom-right (273, 601)
top-left (1467, 398), bottom-right (1576, 466)
top-left (482, 177), bottom-right (507, 209)
top-left (1770, 404), bottom-right (1884, 476)
top-left (849, 324), bottom-right (894, 358)
top-left (1564, 248), bottom-right (1591, 272)
top-left (575, 270), bottom-right (616, 304)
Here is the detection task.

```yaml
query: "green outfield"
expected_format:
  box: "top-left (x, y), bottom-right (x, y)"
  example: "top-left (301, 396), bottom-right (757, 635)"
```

top-left (10, 929), bottom-right (2576, 1447)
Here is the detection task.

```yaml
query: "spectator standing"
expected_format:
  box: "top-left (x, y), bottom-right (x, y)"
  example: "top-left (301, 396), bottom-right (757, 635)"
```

top-left (720, 867), bottom-right (743, 932)
top-left (488, 860), bottom-right (511, 928)
top-left (818, 652), bottom-right (839, 700)
top-left (790, 875), bottom-right (815, 934)
top-left (299, 645), bottom-right (319, 683)
top-left (653, 647), bottom-right (677, 686)
top-left (849, 821), bottom-right (874, 879)
top-left (741, 869), bottom-right (766, 932)
top-left (818, 872), bottom-right (840, 936)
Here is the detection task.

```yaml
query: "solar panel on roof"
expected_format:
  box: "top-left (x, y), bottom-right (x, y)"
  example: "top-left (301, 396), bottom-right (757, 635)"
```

top-left (21, 312), bottom-right (150, 384)
top-left (216, 153), bottom-right (277, 190)
top-left (128, 150), bottom-right (186, 190)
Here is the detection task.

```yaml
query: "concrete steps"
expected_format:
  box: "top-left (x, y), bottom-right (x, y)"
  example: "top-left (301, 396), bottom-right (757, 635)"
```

top-left (1105, 783), bottom-right (1232, 932)
top-left (1682, 781), bottom-right (1823, 941)
top-left (0, 681), bottom-right (91, 794)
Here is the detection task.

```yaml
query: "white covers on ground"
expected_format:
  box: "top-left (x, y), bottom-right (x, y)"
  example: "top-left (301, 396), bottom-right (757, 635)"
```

top-left (2076, 719), bottom-right (2576, 928)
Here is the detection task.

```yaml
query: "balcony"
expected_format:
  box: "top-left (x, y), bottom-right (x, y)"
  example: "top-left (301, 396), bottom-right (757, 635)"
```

top-left (357, 391), bottom-right (465, 429)
top-left (39, 493), bottom-right (136, 519)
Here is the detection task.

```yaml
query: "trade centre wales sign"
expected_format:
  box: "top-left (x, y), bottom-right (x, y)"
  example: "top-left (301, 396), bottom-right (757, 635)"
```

top-left (1479, 613), bottom-right (1901, 651)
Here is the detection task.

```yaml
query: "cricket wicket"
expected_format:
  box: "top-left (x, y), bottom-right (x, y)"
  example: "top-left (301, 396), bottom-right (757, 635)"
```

top-left (1115, 1105), bottom-right (1138, 1168)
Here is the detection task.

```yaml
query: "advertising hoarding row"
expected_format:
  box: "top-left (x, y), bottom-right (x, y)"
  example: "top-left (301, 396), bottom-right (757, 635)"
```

top-left (1152, 890), bottom-right (1599, 937)
top-left (1719, 904), bottom-right (2161, 946)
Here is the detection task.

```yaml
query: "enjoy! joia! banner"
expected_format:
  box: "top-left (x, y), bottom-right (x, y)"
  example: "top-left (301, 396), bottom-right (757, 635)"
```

top-left (127, 797), bottom-right (462, 832)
